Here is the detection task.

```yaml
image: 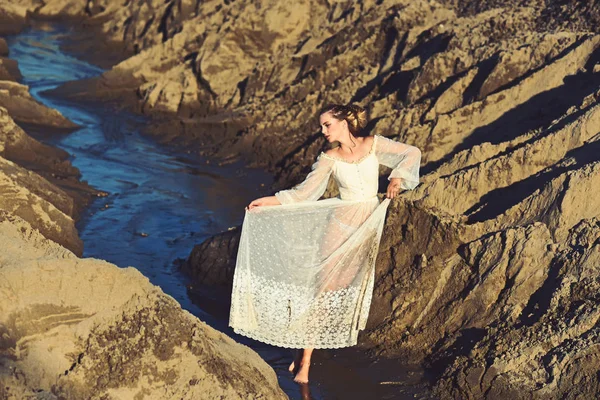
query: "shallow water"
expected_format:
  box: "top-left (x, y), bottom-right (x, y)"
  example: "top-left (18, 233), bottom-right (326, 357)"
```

top-left (7, 24), bottom-right (433, 400)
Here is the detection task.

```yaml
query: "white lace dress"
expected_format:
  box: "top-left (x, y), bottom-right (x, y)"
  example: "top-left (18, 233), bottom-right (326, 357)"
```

top-left (229, 134), bottom-right (421, 349)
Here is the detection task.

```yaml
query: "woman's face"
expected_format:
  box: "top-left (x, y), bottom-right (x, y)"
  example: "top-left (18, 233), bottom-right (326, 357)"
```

top-left (320, 112), bottom-right (347, 143)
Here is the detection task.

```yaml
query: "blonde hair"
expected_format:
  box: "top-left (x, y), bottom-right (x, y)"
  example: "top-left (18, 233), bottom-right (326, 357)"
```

top-left (320, 103), bottom-right (368, 136)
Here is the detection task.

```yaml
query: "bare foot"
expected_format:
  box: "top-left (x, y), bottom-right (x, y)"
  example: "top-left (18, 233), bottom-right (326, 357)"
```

top-left (289, 351), bottom-right (302, 374)
top-left (293, 361), bottom-right (310, 384)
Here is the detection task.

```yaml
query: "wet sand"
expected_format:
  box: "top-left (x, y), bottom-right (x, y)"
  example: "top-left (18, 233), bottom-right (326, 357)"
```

top-left (6, 23), bottom-right (434, 400)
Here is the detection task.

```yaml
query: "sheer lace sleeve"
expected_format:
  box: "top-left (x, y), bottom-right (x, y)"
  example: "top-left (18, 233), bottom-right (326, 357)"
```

top-left (274, 154), bottom-right (335, 204)
top-left (374, 134), bottom-right (421, 190)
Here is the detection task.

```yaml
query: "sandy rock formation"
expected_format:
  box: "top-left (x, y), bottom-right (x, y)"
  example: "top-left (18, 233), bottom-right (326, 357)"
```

top-left (0, 106), bottom-right (77, 178)
top-left (0, 0), bottom-right (88, 22)
top-left (0, 155), bottom-right (82, 255)
top-left (364, 206), bottom-right (556, 361)
top-left (34, 0), bottom-right (89, 18)
top-left (0, 4), bottom-right (30, 36)
top-left (0, 57), bottom-right (21, 81)
top-left (0, 81), bottom-right (78, 129)
top-left (0, 211), bottom-right (287, 400)
top-left (0, 20), bottom-right (97, 241)
top-left (0, 36), bottom-right (98, 215)
top-left (0, 106), bottom-right (86, 254)
top-left (36, 1), bottom-right (600, 177)
top-left (434, 218), bottom-right (600, 399)
top-left (48, 0), bottom-right (331, 115)
top-left (416, 99), bottom-right (600, 217)
top-left (0, 38), bottom-right (21, 81)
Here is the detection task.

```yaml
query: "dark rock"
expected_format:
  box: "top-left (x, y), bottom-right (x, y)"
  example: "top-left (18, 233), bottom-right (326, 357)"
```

top-left (0, 38), bottom-right (9, 56)
top-left (0, 56), bottom-right (22, 81)
top-left (0, 10), bottom-right (27, 36)
top-left (182, 227), bottom-right (241, 289)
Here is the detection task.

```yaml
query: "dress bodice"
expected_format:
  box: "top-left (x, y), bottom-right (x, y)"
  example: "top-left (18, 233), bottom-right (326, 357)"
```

top-left (321, 149), bottom-right (380, 201)
top-left (274, 134), bottom-right (422, 206)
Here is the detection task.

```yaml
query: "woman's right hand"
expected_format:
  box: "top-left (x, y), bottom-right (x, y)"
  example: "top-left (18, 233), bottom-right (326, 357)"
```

top-left (246, 195), bottom-right (281, 211)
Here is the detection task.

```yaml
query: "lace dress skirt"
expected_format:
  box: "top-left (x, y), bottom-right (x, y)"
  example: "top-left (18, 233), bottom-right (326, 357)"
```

top-left (229, 196), bottom-right (391, 349)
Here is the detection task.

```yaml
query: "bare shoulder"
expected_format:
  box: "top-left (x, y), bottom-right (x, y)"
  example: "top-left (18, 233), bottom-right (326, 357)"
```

top-left (360, 135), bottom-right (375, 150)
top-left (324, 148), bottom-right (338, 157)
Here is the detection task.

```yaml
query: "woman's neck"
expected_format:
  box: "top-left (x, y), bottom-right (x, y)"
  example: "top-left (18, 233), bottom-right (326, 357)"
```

top-left (338, 134), bottom-right (363, 154)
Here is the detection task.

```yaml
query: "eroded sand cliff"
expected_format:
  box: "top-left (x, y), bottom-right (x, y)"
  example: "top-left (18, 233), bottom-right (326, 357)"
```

top-left (0, 212), bottom-right (286, 399)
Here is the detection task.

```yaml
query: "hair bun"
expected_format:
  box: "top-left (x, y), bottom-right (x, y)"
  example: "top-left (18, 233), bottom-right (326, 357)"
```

top-left (347, 104), bottom-right (367, 131)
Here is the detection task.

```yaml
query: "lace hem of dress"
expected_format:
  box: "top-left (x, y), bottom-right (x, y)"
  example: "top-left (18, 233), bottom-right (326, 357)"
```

top-left (231, 327), bottom-right (359, 349)
top-left (320, 135), bottom-right (378, 164)
top-left (229, 271), bottom-right (375, 349)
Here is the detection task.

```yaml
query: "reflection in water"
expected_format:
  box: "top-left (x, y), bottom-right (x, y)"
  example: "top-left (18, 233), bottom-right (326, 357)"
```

top-left (7, 23), bottom-right (432, 400)
top-left (300, 383), bottom-right (315, 400)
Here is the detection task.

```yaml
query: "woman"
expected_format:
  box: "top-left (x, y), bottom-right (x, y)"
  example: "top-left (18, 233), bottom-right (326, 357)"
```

top-left (229, 104), bottom-right (421, 384)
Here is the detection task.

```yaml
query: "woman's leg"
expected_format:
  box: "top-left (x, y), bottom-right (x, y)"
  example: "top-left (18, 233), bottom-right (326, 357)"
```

top-left (318, 204), bottom-right (371, 292)
top-left (293, 348), bottom-right (314, 383)
top-left (289, 349), bottom-right (303, 373)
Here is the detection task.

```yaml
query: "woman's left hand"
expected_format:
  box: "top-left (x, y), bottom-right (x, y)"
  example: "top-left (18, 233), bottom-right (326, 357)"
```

top-left (386, 178), bottom-right (402, 199)
top-left (245, 195), bottom-right (281, 211)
